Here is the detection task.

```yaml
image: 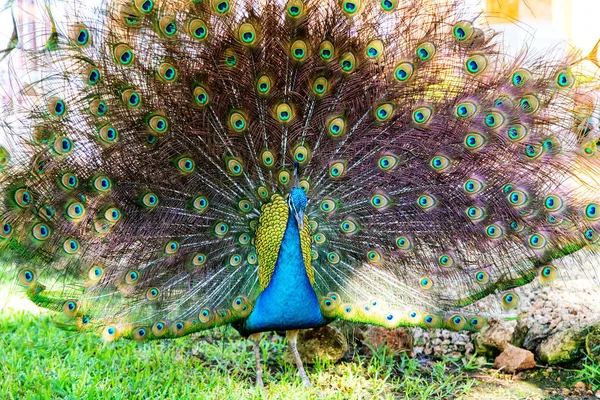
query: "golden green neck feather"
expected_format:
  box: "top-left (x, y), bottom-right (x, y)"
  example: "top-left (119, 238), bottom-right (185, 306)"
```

top-left (254, 194), bottom-right (313, 290)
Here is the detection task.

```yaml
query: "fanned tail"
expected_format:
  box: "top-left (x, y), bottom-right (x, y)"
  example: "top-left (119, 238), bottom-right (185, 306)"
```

top-left (0, 0), bottom-right (599, 340)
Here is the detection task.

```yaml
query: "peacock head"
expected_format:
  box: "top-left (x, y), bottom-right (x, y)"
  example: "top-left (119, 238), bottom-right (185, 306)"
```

top-left (289, 187), bottom-right (307, 230)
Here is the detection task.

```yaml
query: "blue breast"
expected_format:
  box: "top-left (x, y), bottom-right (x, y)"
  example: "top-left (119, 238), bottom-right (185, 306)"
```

top-left (241, 210), bottom-right (328, 334)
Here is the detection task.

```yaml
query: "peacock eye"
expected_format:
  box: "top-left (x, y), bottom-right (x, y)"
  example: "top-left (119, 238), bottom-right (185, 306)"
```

top-left (465, 54), bottom-right (487, 74)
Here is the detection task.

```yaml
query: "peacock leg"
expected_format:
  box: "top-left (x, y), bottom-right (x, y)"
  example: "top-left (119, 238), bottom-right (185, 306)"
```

top-left (249, 333), bottom-right (264, 389)
top-left (286, 330), bottom-right (311, 388)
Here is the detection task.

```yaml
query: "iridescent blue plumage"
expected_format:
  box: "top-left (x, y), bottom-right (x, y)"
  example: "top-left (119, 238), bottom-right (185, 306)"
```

top-left (242, 202), bottom-right (327, 334)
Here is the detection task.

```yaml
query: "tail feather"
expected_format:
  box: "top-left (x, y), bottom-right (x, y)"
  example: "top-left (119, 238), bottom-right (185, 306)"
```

top-left (0, 0), bottom-right (599, 338)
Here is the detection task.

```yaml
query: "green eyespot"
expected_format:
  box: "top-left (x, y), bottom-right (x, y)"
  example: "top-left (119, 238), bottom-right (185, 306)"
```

top-left (286, 0), bottom-right (306, 18)
top-left (396, 235), bottom-right (412, 250)
top-left (256, 75), bottom-right (273, 95)
top-left (518, 94), bottom-right (540, 113)
top-left (212, 0), bottom-right (231, 15)
top-left (147, 113), bottom-right (169, 134)
top-left (238, 22), bottom-right (258, 46)
top-left (142, 192), bottom-right (159, 208)
top-left (193, 85), bottom-right (210, 107)
top-left (452, 21), bottom-right (474, 42)
top-left (378, 154), bottom-right (399, 171)
top-left (329, 161), bottom-right (347, 179)
top-left (417, 194), bottom-right (436, 210)
top-left (214, 221), bottom-right (229, 237)
top-left (506, 124), bottom-right (528, 142)
top-left (175, 156), bottom-right (195, 175)
top-left (416, 42), bottom-right (435, 61)
top-left (340, 52), bottom-right (357, 73)
top-left (229, 112), bottom-right (247, 133)
top-left (501, 292), bottom-right (519, 309)
top-left (319, 41), bottom-right (335, 61)
top-left (507, 189), bottom-right (528, 206)
top-left (528, 233), bottom-right (547, 249)
top-left (312, 77), bottom-right (329, 96)
top-left (113, 43), bottom-right (134, 66)
top-left (485, 224), bottom-right (503, 239)
top-left (158, 16), bottom-right (177, 38)
top-left (484, 111), bottom-right (505, 129)
top-left (465, 206), bottom-right (485, 221)
top-left (511, 69), bottom-right (531, 87)
top-left (192, 253), bottom-right (207, 267)
top-left (290, 39), bottom-right (309, 62)
top-left (32, 223), bottom-right (51, 241)
top-left (66, 201), bottom-right (86, 221)
top-left (85, 67), bottom-right (101, 86)
top-left (292, 144), bottom-right (310, 165)
top-left (365, 40), bottom-right (383, 59)
top-left (261, 150), bottom-right (276, 168)
top-left (320, 199), bottom-right (337, 213)
top-left (134, 0), bottom-right (154, 13)
top-left (63, 238), bottom-right (80, 254)
top-left (455, 101), bottom-right (477, 118)
top-left (419, 277), bottom-right (433, 290)
top-left (555, 68), bottom-right (574, 88)
top-left (438, 254), bottom-right (453, 268)
top-left (463, 178), bottom-right (484, 194)
top-left (164, 240), bottom-right (180, 255)
top-left (278, 169), bottom-right (291, 185)
top-left (375, 103), bottom-right (395, 122)
top-left (544, 194), bottom-right (564, 212)
top-left (430, 155), bottom-right (451, 172)
top-left (52, 136), bottom-right (73, 157)
top-left (327, 116), bottom-right (346, 138)
top-left (275, 103), bottom-right (295, 124)
top-left (89, 98), bottom-right (107, 117)
top-left (394, 61), bottom-right (414, 82)
top-left (412, 107), bottom-right (432, 124)
top-left (340, 218), bottom-right (359, 234)
top-left (238, 200), bottom-right (252, 215)
top-left (327, 251), bottom-right (341, 264)
top-left (187, 18), bottom-right (208, 41)
top-left (157, 62), bottom-right (178, 83)
top-left (463, 132), bottom-right (486, 150)
top-left (341, 0), bottom-right (361, 16)
top-left (193, 195), bottom-right (209, 213)
top-left (465, 54), bottom-right (487, 74)
top-left (48, 98), bottom-right (67, 118)
top-left (225, 157), bottom-right (244, 176)
top-left (14, 188), bottom-right (32, 208)
top-left (475, 270), bottom-right (489, 284)
top-left (122, 89), bottom-right (141, 108)
top-left (538, 265), bottom-right (557, 284)
top-left (371, 193), bottom-right (391, 210)
top-left (380, 0), bottom-right (396, 11)
top-left (585, 203), bottom-right (599, 221)
top-left (72, 24), bottom-right (91, 46)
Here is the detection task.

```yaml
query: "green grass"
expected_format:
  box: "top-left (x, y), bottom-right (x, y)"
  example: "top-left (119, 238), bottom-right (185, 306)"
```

top-left (0, 310), bottom-right (482, 399)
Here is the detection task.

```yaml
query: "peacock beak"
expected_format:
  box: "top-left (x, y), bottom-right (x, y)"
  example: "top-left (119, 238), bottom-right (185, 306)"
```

top-left (294, 208), bottom-right (304, 231)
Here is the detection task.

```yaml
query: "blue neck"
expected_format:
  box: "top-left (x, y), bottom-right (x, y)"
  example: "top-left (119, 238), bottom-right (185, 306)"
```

top-left (241, 209), bottom-right (327, 335)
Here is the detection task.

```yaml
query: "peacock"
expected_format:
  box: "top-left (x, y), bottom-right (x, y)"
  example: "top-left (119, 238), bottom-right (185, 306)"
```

top-left (1, 0), bottom-right (600, 389)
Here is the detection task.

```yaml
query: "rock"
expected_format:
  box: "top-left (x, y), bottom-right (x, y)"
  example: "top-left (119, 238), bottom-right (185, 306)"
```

top-left (363, 326), bottom-right (412, 354)
top-left (536, 326), bottom-right (599, 365)
top-left (493, 344), bottom-right (536, 373)
top-left (586, 332), bottom-right (600, 362)
top-left (474, 319), bottom-right (517, 356)
top-left (283, 325), bottom-right (347, 364)
top-left (595, 389), bottom-right (600, 398)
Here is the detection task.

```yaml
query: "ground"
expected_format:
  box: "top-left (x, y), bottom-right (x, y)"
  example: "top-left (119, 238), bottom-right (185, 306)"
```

top-left (2, 309), bottom-right (600, 399)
